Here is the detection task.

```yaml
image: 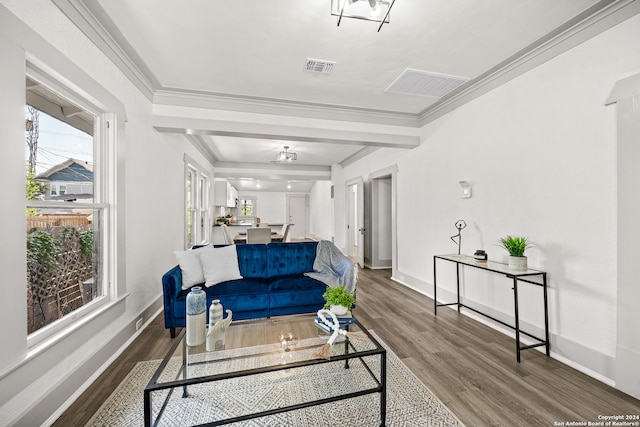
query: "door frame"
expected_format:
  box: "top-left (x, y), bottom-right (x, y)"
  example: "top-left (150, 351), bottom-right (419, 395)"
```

top-left (369, 165), bottom-right (398, 277)
top-left (345, 177), bottom-right (364, 267)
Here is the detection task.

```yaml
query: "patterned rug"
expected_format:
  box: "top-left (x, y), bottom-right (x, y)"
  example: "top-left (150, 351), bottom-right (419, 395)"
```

top-left (86, 332), bottom-right (464, 426)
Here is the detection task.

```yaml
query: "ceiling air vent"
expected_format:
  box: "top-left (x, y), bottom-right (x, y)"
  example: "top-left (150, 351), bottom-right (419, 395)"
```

top-left (385, 68), bottom-right (469, 98)
top-left (304, 58), bottom-right (336, 75)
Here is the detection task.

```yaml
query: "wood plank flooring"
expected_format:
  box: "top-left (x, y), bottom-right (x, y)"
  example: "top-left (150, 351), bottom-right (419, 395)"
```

top-left (53, 267), bottom-right (639, 426)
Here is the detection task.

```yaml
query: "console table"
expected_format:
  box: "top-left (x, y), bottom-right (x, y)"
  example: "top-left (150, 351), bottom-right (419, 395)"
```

top-left (433, 254), bottom-right (549, 362)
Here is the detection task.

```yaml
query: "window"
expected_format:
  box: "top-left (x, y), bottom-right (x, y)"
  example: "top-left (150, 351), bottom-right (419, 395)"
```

top-left (186, 167), bottom-right (196, 247)
top-left (198, 174), bottom-right (210, 243)
top-left (49, 183), bottom-right (67, 196)
top-left (184, 158), bottom-right (210, 248)
top-left (25, 72), bottom-right (112, 340)
top-left (238, 197), bottom-right (256, 218)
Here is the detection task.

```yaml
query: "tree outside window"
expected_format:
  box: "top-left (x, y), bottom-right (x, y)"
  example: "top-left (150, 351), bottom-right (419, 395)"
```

top-left (25, 76), bottom-right (103, 336)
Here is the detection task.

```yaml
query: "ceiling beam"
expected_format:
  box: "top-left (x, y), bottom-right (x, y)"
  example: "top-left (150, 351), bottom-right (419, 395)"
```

top-left (154, 116), bottom-right (420, 149)
top-left (214, 161), bottom-right (331, 182)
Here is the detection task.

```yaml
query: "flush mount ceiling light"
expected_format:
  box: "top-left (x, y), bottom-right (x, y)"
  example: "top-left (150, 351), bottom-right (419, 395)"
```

top-left (330, 0), bottom-right (396, 32)
top-left (276, 146), bottom-right (297, 163)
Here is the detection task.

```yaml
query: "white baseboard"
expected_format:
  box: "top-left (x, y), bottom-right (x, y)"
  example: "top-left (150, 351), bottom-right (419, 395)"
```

top-left (391, 271), bottom-right (617, 388)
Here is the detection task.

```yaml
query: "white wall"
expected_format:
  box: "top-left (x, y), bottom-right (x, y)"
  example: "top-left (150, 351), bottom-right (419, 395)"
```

top-left (0, 3), bottom-right (214, 425)
top-left (334, 13), bottom-right (640, 391)
top-left (238, 191), bottom-right (288, 225)
top-left (309, 181), bottom-right (332, 241)
top-left (0, 17), bottom-right (28, 374)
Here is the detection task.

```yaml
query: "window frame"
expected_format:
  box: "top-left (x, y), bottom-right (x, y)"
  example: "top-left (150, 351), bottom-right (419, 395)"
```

top-left (184, 156), bottom-right (210, 249)
top-left (237, 196), bottom-right (257, 219)
top-left (25, 64), bottom-right (116, 348)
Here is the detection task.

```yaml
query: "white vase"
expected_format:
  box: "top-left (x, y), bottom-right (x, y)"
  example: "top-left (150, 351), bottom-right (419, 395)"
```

top-left (508, 256), bottom-right (528, 271)
top-left (186, 287), bottom-right (206, 346)
top-left (329, 304), bottom-right (348, 316)
top-left (208, 299), bottom-right (223, 327)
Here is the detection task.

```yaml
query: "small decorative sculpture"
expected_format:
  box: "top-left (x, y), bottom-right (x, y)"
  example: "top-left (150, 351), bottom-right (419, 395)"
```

top-left (314, 308), bottom-right (348, 360)
top-left (206, 309), bottom-right (233, 351)
top-left (450, 220), bottom-right (467, 255)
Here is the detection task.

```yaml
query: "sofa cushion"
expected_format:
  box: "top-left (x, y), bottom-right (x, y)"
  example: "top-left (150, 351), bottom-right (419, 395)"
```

top-left (204, 277), bottom-right (267, 296)
top-left (236, 243), bottom-right (268, 278)
top-left (172, 277), bottom-right (269, 320)
top-left (174, 246), bottom-right (208, 289)
top-left (199, 245), bottom-right (243, 287)
top-left (268, 275), bottom-right (326, 309)
top-left (266, 242), bottom-right (318, 278)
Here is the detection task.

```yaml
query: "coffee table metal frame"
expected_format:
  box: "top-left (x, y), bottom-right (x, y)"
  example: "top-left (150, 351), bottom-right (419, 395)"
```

top-left (144, 315), bottom-right (387, 427)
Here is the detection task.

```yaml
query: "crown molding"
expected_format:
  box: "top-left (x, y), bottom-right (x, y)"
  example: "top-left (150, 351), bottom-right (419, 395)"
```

top-left (184, 134), bottom-right (217, 167)
top-left (418, 0), bottom-right (640, 126)
top-left (52, 1), bottom-right (420, 127)
top-left (54, 0), bottom-right (639, 130)
top-left (52, 0), bottom-right (158, 100)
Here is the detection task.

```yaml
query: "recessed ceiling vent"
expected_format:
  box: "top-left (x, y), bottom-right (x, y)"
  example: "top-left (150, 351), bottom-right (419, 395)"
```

top-left (304, 58), bottom-right (336, 75)
top-left (385, 68), bottom-right (469, 98)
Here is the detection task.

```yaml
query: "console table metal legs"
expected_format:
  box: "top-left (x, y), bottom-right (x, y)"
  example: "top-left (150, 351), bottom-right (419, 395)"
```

top-left (512, 273), bottom-right (550, 362)
top-left (433, 255), bottom-right (550, 363)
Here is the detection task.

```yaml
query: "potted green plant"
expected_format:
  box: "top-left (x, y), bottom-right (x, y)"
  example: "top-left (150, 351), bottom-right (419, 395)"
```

top-left (498, 235), bottom-right (532, 270)
top-left (322, 286), bottom-right (355, 316)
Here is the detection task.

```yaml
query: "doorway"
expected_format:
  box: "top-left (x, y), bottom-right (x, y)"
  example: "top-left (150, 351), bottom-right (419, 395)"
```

top-left (370, 175), bottom-right (392, 268)
top-left (346, 178), bottom-right (364, 267)
top-left (368, 165), bottom-right (398, 277)
top-left (286, 194), bottom-right (308, 239)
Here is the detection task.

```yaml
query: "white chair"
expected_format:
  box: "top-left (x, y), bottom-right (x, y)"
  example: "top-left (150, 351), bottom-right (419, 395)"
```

top-left (220, 224), bottom-right (234, 245)
top-left (280, 223), bottom-right (290, 242)
top-left (247, 227), bottom-right (271, 244)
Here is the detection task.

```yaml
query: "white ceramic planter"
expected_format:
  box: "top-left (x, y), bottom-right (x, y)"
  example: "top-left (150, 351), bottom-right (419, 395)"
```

top-left (508, 256), bottom-right (528, 271)
top-left (329, 304), bottom-right (349, 316)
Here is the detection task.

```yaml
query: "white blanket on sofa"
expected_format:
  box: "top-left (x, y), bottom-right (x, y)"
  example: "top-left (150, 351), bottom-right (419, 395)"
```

top-left (305, 240), bottom-right (357, 294)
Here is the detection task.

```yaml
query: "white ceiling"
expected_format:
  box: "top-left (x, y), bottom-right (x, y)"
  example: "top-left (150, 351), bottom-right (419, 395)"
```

top-left (56, 0), bottom-right (615, 191)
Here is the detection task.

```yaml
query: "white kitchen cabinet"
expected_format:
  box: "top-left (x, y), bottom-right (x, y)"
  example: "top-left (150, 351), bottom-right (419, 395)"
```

top-left (214, 181), bottom-right (238, 207)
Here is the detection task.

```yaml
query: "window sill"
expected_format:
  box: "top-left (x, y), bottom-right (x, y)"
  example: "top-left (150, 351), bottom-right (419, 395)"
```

top-left (0, 294), bottom-right (130, 380)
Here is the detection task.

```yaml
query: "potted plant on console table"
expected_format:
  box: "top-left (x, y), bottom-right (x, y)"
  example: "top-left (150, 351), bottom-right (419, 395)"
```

top-left (499, 235), bottom-right (532, 271)
top-left (323, 285), bottom-right (356, 316)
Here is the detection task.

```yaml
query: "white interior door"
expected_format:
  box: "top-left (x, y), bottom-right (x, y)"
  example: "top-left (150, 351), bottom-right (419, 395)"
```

top-left (356, 180), bottom-right (364, 267)
top-left (346, 179), bottom-right (364, 267)
top-left (371, 176), bottom-right (392, 268)
top-left (287, 195), bottom-right (307, 239)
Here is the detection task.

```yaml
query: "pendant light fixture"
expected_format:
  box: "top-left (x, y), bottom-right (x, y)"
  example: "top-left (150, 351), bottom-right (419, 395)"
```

top-left (330, 0), bottom-right (396, 32)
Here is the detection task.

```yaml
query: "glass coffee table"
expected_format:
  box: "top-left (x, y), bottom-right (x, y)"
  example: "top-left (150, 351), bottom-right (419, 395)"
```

top-left (144, 314), bottom-right (387, 426)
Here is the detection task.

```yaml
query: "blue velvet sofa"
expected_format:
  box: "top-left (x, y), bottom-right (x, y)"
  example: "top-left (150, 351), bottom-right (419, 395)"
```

top-left (162, 241), bottom-right (334, 337)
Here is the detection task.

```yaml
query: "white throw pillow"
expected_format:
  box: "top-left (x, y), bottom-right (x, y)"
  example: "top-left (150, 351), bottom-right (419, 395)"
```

top-left (199, 245), bottom-right (243, 287)
top-left (174, 246), bottom-right (208, 290)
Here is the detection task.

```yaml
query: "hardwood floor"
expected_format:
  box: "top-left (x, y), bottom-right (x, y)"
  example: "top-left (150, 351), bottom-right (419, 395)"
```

top-left (54, 267), bottom-right (639, 426)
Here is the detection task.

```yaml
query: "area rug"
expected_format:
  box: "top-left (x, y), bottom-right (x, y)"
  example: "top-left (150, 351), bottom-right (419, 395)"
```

top-left (86, 332), bottom-right (464, 426)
